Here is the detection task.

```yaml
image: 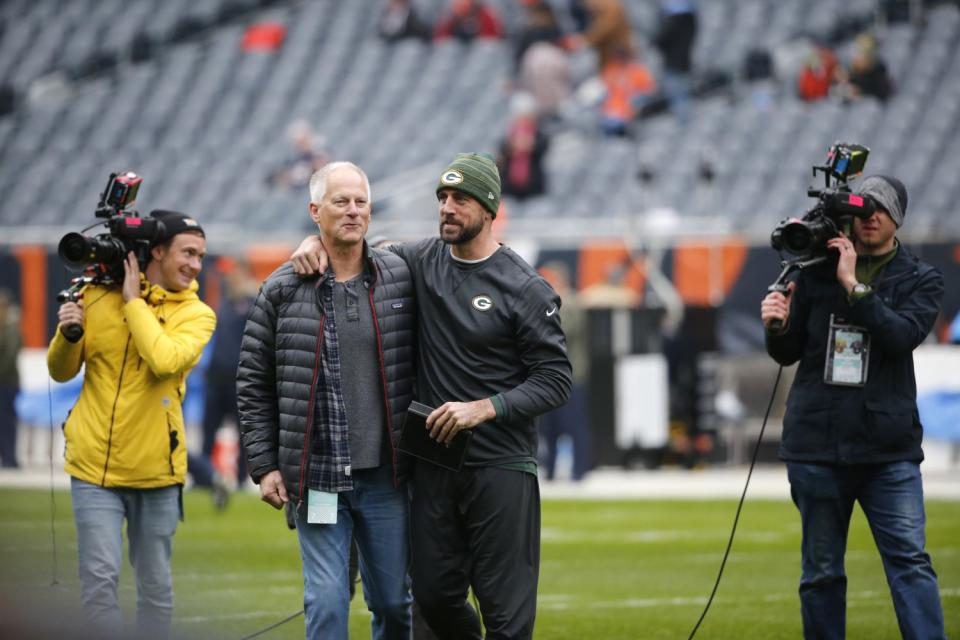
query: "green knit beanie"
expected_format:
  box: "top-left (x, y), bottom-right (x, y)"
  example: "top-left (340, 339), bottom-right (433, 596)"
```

top-left (436, 152), bottom-right (501, 217)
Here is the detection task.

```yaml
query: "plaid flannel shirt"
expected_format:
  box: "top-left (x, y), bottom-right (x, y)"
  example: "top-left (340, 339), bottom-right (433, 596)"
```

top-left (306, 274), bottom-right (354, 493)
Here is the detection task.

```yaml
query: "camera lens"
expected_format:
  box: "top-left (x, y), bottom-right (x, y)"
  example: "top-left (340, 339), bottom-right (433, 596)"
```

top-left (58, 232), bottom-right (93, 271)
top-left (57, 232), bottom-right (127, 271)
top-left (779, 221), bottom-right (813, 255)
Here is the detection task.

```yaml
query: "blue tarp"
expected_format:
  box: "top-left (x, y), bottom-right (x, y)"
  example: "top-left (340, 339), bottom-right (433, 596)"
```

top-left (15, 346), bottom-right (210, 429)
top-left (918, 391), bottom-right (960, 442)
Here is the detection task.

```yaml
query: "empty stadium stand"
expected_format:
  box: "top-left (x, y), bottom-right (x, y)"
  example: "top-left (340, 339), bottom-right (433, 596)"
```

top-left (1, 0), bottom-right (959, 247)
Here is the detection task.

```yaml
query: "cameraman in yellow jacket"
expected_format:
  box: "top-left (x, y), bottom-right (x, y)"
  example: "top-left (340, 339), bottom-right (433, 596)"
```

top-left (47, 210), bottom-right (215, 638)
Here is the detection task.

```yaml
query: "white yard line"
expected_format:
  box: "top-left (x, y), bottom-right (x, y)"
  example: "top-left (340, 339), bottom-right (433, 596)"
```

top-left (3, 465), bottom-right (957, 499)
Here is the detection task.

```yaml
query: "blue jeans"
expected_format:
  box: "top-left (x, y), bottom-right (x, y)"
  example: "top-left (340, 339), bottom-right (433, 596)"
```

top-left (187, 452), bottom-right (215, 488)
top-left (295, 465), bottom-right (411, 640)
top-left (539, 383), bottom-right (592, 481)
top-left (70, 477), bottom-right (181, 639)
top-left (786, 461), bottom-right (945, 640)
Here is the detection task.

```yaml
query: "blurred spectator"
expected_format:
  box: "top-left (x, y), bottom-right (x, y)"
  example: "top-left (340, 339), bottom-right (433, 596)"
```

top-left (537, 262), bottom-right (592, 481)
top-left (567, 0), bottom-right (591, 33)
top-left (0, 290), bottom-right (20, 468)
top-left (518, 41), bottom-right (572, 121)
top-left (950, 311), bottom-right (960, 344)
top-left (662, 306), bottom-right (722, 469)
top-left (202, 259), bottom-right (258, 488)
top-left (497, 92), bottom-right (549, 199)
top-left (579, 0), bottom-right (633, 70)
top-left (653, 0), bottom-right (698, 123)
top-left (599, 46), bottom-right (656, 136)
top-left (797, 41), bottom-right (838, 101)
top-left (512, 0), bottom-right (563, 72)
top-left (881, 0), bottom-right (914, 24)
top-left (0, 83), bottom-right (15, 117)
top-left (267, 120), bottom-right (330, 189)
top-left (433, 0), bottom-right (504, 41)
top-left (836, 33), bottom-right (893, 102)
top-left (743, 47), bottom-right (776, 111)
top-left (241, 22), bottom-right (286, 52)
top-left (187, 438), bottom-right (230, 511)
top-left (186, 449), bottom-right (230, 510)
top-left (376, 0), bottom-right (430, 43)
top-left (743, 47), bottom-right (774, 83)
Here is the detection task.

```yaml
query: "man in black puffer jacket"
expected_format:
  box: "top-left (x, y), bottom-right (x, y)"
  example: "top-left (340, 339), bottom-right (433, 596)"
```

top-left (237, 162), bottom-right (416, 640)
top-left (761, 174), bottom-right (946, 640)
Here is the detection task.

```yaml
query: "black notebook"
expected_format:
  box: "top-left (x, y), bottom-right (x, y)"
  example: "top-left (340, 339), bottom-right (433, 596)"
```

top-left (398, 401), bottom-right (472, 471)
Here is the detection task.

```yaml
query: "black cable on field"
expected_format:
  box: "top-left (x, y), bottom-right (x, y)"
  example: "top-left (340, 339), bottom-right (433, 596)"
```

top-left (47, 377), bottom-right (60, 586)
top-left (687, 366), bottom-right (783, 640)
top-left (42, 285), bottom-right (109, 589)
top-left (238, 609), bottom-right (304, 640)
top-left (238, 587), bottom-right (479, 637)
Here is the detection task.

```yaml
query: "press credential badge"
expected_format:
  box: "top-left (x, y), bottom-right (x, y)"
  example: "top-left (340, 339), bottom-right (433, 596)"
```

top-left (823, 313), bottom-right (870, 386)
top-left (307, 489), bottom-right (338, 524)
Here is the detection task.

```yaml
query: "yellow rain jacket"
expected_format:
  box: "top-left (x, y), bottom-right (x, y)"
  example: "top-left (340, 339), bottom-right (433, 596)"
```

top-left (47, 279), bottom-right (216, 488)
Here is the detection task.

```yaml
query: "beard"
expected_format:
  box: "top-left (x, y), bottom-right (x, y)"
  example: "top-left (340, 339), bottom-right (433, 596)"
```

top-left (439, 215), bottom-right (484, 245)
top-left (853, 224), bottom-right (896, 254)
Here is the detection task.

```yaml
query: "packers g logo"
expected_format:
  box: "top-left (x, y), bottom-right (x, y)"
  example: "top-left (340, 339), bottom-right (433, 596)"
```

top-left (441, 170), bottom-right (464, 185)
top-left (471, 295), bottom-right (493, 312)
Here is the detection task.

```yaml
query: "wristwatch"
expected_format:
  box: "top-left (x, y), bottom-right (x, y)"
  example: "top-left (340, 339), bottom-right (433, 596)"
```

top-left (851, 282), bottom-right (870, 296)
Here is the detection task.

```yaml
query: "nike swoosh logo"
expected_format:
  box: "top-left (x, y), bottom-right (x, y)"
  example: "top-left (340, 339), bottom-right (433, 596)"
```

top-left (546, 306), bottom-right (558, 317)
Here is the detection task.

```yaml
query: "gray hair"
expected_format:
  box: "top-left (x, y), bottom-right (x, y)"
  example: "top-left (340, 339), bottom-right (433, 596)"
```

top-left (308, 162), bottom-right (372, 205)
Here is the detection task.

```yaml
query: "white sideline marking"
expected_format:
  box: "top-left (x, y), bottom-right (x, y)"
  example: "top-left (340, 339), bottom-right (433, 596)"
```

top-left (538, 587), bottom-right (960, 611)
top-left (176, 570), bottom-right (302, 583)
top-left (176, 589), bottom-right (960, 623)
top-left (540, 528), bottom-right (792, 544)
top-left (178, 610), bottom-right (300, 624)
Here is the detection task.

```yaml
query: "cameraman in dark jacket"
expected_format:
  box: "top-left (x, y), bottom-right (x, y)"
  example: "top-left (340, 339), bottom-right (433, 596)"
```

top-left (760, 175), bottom-right (946, 640)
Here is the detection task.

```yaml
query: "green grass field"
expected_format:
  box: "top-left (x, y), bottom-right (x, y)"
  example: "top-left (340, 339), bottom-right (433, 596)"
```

top-left (0, 488), bottom-right (956, 639)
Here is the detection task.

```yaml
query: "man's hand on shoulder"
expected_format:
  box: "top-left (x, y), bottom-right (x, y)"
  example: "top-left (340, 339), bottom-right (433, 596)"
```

top-left (258, 469), bottom-right (289, 509)
top-left (291, 235), bottom-right (327, 276)
top-left (426, 399), bottom-right (496, 445)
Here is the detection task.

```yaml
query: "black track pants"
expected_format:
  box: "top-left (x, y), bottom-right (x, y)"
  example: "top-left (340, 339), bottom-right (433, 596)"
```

top-left (410, 463), bottom-right (540, 640)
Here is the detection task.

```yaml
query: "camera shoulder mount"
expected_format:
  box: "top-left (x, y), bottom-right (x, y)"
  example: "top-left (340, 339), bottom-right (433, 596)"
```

top-left (766, 254), bottom-right (828, 332)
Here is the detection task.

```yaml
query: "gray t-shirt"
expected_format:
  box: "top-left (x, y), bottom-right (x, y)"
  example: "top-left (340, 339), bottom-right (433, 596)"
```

top-left (332, 275), bottom-right (385, 470)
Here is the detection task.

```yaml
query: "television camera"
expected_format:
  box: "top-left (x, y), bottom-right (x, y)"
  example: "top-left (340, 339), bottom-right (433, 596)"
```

top-left (767, 143), bottom-right (874, 331)
top-left (56, 171), bottom-right (164, 340)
